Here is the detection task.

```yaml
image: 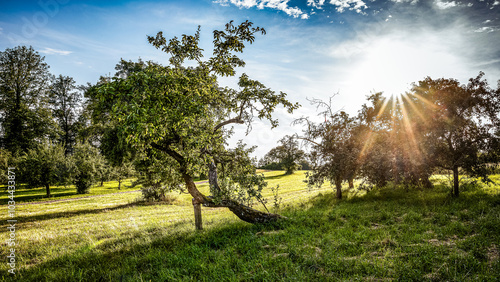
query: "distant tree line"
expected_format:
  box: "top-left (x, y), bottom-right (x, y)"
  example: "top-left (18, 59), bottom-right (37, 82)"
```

top-left (0, 46), bottom-right (135, 197)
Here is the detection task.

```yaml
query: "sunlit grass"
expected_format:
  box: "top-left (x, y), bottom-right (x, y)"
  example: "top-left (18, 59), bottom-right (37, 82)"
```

top-left (0, 179), bottom-right (139, 203)
top-left (0, 171), bottom-right (499, 281)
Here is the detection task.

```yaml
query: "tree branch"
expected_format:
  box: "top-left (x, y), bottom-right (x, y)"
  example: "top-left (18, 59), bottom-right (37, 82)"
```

top-left (214, 117), bottom-right (244, 132)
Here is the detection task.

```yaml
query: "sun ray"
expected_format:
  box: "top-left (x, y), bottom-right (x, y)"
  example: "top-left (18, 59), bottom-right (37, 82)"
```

top-left (358, 95), bottom-right (392, 161)
top-left (410, 92), bottom-right (439, 111)
top-left (399, 98), bottom-right (422, 159)
top-left (400, 93), bottom-right (427, 125)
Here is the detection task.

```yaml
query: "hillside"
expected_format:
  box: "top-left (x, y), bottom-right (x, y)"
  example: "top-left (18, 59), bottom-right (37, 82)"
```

top-left (1, 171), bottom-right (499, 281)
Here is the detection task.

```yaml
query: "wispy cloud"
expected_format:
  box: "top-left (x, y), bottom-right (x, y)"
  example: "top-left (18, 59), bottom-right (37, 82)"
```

top-left (330, 0), bottom-right (368, 14)
top-left (474, 26), bottom-right (500, 33)
top-left (213, 0), bottom-right (309, 19)
top-left (39, 47), bottom-right (73, 55)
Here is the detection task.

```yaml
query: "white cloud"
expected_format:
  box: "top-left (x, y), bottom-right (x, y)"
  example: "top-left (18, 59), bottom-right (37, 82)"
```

top-left (391, 0), bottom-right (419, 4)
top-left (434, 0), bottom-right (458, 9)
top-left (215, 0), bottom-right (369, 17)
top-left (474, 26), bottom-right (499, 33)
top-left (329, 0), bottom-right (367, 13)
top-left (39, 47), bottom-right (72, 56)
top-left (231, 0), bottom-right (259, 8)
top-left (212, 0), bottom-right (230, 6)
top-left (214, 0), bottom-right (309, 18)
top-left (307, 0), bottom-right (326, 9)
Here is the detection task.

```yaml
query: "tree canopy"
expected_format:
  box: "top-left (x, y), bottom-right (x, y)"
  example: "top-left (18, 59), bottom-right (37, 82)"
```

top-left (88, 21), bottom-right (299, 229)
top-left (259, 135), bottom-right (305, 175)
top-left (0, 46), bottom-right (56, 155)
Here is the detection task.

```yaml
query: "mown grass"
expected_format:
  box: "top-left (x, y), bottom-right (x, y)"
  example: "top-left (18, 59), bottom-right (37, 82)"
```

top-left (1, 171), bottom-right (499, 281)
top-left (0, 179), bottom-right (138, 203)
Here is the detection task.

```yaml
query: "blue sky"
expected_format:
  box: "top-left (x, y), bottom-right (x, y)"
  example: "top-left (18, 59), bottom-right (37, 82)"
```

top-left (1, 0), bottom-right (499, 157)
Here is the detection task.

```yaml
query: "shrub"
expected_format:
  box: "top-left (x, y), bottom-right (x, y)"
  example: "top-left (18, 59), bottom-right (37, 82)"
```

top-left (71, 142), bottom-right (105, 194)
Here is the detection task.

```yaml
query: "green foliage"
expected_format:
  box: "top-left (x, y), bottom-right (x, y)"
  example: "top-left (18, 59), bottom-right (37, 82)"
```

top-left (49, 74), bottom-right (83, 155)
top-left (0, 148), bottom-right (14, 184)
top-left (260, 135), bottom-right (305, 175)
top-left (70, 142), bottom-right (105, 194)
top-left (18, 141), bottom-right (70, 197)
top-left (87, 21), bottom-right (299, 215)
top-left (0, 46), bottom-right (57, 155)
top-left (133, 152), bottom-right (183, 202)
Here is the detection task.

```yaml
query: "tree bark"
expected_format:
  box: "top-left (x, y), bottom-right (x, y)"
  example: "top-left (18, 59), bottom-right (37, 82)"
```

top-left (203, 199), bottom-right (282, 223)
top-left (45, 183), bottom-right (51, 198)
top-left (205, 160), bottom-right (283, 224)
top-left (208, 161), bottom-right (221, 194)
top-left (452, 165), bottom-right (459, 197)
top-left (335, 177), bottom-right (342, 199)
top-left (193, 199), bottom-right (203, 230)
top-left (348, 178), bottom-right (354, 190)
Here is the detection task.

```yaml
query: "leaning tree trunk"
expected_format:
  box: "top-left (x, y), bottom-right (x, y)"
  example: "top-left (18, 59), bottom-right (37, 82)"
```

top-left (156, 142), bottom-right (284, 230)
top-left (182, 161), bottom-right (283, 230)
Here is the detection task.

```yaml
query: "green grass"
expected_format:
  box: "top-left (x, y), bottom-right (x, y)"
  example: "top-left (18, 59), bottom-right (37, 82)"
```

top-left (0, 179), bottom-right (139, 203)
top-left (1, 171), bottom-right (500, 281)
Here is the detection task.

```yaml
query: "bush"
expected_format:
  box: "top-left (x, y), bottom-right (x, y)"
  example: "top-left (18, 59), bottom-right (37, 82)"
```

top-left (140, 183), bottom-right (169, 202)
top-left (71, 142), bottom-right (105, 194)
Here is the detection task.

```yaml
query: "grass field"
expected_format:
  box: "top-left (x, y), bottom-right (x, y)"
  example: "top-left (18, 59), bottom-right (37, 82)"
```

top-left (1, 171), bottom-right (499, 281)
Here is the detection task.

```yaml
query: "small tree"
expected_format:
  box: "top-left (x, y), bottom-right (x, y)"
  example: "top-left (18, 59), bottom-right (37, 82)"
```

top-left (19, 141), bottom-right (69, 197)
top-left (295, 97), bottom-right (361, 199)
top-left (110, 161), bottom-right (135, 190)
top-left (261, 135), bottom-right (305, 175)
top-left (70, 142), bottom-right (104, 194)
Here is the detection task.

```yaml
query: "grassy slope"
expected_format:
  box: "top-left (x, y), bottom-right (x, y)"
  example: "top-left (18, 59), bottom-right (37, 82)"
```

top-left (1, 171), bottom-right (500, 281)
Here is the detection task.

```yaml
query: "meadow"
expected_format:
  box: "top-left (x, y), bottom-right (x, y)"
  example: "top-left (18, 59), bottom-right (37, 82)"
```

top-left (1, 171), bottom-right (499, 281)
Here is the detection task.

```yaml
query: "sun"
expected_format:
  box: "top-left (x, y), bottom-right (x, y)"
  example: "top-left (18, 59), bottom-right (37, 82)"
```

top-left (353, 39), bottom-right (423, 98)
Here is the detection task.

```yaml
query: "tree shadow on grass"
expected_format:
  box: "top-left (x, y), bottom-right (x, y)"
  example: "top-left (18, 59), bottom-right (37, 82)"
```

top-left (301, 184), bottom-right (500, 212)
top-left (10, 192), bottom-right (77, 203)
top-left (14, 218), bottom-right (280, 282)
top-left (264, 173), bottom-right (291, 181)
top-left (0, 202), bottom-right (148, 232)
